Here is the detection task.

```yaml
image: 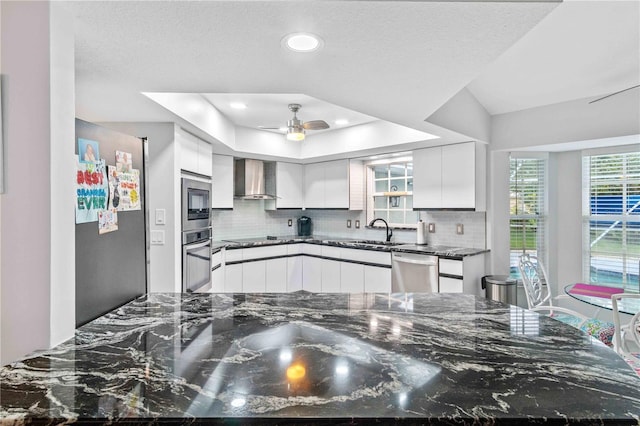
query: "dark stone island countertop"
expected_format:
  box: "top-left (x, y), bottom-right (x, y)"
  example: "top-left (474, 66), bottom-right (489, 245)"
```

top-left (1, 292), bottom-right (639, 425)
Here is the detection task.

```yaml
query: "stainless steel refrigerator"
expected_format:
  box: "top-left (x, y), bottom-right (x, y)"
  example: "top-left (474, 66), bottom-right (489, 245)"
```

top-left (75, 119), bottom-right (147, 327)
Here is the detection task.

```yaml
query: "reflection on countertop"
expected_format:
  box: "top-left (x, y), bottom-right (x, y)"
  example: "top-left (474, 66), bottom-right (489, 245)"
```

top-left (1, 292), bottom-right (638, 424)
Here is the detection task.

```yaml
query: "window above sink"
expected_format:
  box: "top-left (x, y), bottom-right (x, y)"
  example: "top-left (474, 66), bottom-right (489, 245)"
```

top-left (366, 158), bottom-right (418, 228)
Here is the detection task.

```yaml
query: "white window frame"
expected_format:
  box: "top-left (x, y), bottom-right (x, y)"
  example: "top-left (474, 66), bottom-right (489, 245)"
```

top-left (365, 157), bottom-right (418, 228)
top-left (509, 153), bottom-right (548, 279)
top-left (582, 146), bottom-right (640, 290)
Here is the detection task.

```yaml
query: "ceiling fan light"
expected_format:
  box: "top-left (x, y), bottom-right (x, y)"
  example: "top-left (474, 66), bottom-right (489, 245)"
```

top-left (286, 127), bottom-right (305, 141)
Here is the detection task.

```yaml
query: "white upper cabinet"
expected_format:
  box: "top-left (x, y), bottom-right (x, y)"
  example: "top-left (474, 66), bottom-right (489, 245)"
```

top-left (304, 162), bottom-right (325, 208)
top-left (413, 146), bottom-right (442, 209)
top-left (303, 159), bottom-right (364, 210)
top-left (413, 142), bottom-right (486, 211)
top-left (265, 162), bottom-right (304, 210)
top-left (199, 141), bottom-right (213, 176)
top-left (211, 154), bottom-right (234, 209)
top-left (323, 160), bottom-right (350, 209)
top-left (177, 128), bottom-right (213, 177)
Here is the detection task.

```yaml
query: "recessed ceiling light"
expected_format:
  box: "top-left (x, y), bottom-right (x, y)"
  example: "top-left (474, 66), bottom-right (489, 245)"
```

top-left (335, 119), bottom-right (349, 126)
top-left (282, 33), bottom-right (323, 53)
top-left (230, 102), bottom-right (247, 110)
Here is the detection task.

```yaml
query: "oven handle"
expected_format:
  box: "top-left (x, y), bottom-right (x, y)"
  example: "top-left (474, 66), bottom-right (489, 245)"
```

top-left (184, 239), bottom-right (211, 250)
top-left (392, 256), bottom-right (438, 266)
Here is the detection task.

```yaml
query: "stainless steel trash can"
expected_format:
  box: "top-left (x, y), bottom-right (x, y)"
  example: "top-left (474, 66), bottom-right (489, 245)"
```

top-left (482, 275), bottom-right (517, 305)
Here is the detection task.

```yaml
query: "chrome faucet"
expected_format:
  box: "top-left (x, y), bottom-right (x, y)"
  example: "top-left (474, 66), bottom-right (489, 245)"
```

top-left (368, 218), bottom-right (393, 242)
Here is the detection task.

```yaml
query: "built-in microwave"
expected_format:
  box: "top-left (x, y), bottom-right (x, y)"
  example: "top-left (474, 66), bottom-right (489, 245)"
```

top-left (181, 177), bottom-right (211, 232)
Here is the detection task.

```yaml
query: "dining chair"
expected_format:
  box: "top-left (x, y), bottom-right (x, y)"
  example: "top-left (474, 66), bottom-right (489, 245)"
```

top-left (611, 293), bottom-right (640, 376)
top-left (518, 254), bottom-right (615, 347)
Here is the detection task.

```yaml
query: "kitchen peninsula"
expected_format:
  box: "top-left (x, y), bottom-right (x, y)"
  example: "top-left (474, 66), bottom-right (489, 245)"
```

top-left (1, 292), bottom-right (639, 424)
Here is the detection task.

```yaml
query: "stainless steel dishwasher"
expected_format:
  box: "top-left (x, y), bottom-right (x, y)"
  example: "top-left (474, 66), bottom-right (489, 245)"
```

top-left (391, 252), bottom-right (439, 292)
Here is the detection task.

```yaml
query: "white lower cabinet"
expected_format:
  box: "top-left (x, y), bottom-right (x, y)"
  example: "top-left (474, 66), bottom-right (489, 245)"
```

top-left (212, 266), bottom-right (223, 292)
top-left (439, 276), bottom-right (464, 293)
top-left (303, 256), bottom-right (322, 292)
top-left (287, 257), bottom-right (303, 291)
top-left (266, 258), bottom-right (287, 292)
top-left (224, 263), bottom-right (243, 293)
top-left (340, 262), bottom-right (364, 293)
top-left (218, 244), bottom-right (417, 295)
top-left (364, 266), bottom-right (391, 293)
top-left (243, 260), bottom-right (266, 292)
top-left (321, 259), bottom-right (341, 292)
top-left (287, 244), bottom-right (303, 291)
top-left (438, 255), bottom-right (486, 296)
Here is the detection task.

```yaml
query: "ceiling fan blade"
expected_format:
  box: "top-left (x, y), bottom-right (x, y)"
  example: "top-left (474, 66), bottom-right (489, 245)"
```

top-left (258, 126), bottom-right (283, 130)
top-left (303, 120), bottom-right (330, 130)
top-left (589, 84), bottom-right (640, 104)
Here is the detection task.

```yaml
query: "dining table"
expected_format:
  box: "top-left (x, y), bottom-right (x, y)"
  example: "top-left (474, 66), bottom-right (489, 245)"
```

top-left (564, 283), bottom-right (640, 315)
top-left (1, 291), bottom-right (639, 425)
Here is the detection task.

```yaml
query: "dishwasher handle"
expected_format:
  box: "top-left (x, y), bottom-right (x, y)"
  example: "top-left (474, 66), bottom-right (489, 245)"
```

top-left (393, 256), bottom-right (438, 266)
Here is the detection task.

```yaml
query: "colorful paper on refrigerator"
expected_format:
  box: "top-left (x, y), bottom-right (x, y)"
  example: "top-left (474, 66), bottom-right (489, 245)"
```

top-left (108, 165), bottom-right (141, 211)
top-left (98, 208), bottom-right (118, 234)
top-left (75, 157), bottom-right (108, 223)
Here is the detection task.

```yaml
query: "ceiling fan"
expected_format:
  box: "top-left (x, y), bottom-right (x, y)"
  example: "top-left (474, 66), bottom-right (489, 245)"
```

top-left (589, 84), bottom-right (640, 104)
top-left (260, 104), bottom-right (330, 141)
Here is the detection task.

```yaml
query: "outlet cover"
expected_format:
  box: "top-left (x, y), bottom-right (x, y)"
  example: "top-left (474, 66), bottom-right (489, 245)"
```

top-left (347, 220), bottom-right (352, 228)
top-left (428, 223), bottom-right (435, 233)
top-left (288, 219), bottom-right (292, 227)
top-left (456, 224), bottom-right (464, 235)
top-left (355, 220), bottom-right (360, 229)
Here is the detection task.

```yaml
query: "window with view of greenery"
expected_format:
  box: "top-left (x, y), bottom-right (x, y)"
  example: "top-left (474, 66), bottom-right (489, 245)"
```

top-left (582, 151), bottom-right (640, 290)
top-left (510, 157), bottom-right (547, 279)
top-left (368, 161), bottom-right (418, 227)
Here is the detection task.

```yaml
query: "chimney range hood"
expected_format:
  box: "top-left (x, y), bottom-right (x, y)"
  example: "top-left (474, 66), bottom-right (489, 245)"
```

top-left (234, 159), bottom-right (277, 200)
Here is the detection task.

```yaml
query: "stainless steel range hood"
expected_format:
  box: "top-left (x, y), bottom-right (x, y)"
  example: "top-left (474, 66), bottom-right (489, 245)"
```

top-left (234, 159), bottom-right (277, 200)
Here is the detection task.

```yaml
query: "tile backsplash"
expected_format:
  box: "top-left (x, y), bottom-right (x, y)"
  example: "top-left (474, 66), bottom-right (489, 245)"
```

top-left (211, 200), bottom-right (486, 249)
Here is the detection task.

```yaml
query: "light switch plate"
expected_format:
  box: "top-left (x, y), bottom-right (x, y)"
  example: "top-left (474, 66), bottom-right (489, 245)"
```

top-left (288, 219), bottom-right (292, 227)
top-left (347, 220), bottom-right (352, 228)
top-left (355, 220), bottom-right (360, 229)
top-left (456, 224), bottom-right (464, 235)
top-left (150, 230), bottom-right (165, 245)
top-left (428, 223), bottom-right (436, 233)
top-left (155, 209), bottom-right (166, 225)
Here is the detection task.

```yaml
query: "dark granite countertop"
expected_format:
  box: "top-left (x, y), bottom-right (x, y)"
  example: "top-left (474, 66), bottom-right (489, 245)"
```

top-left (1, 292), bottom-right (639, 424)
top-left (218, 236), bottom-right (487, 258)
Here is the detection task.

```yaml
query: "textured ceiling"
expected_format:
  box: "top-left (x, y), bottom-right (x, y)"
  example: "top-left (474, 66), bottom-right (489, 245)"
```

top-left (66, 0), bottom-right (558, 141)
top-left (467, 0), bottom-right (640, 115)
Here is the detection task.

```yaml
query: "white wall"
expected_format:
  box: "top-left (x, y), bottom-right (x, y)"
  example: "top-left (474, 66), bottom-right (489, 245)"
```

top-left (548, 152), bottom-right (584, 294)
top-left (142, 92), bottom-right (236, 152)
top-left (491, 90), bottom-right (640, 152)
top-left (99, 122), bottom-right (181, 292)
top-left (1, 2), bottom-right (75, 365)
top-left (426, 87), bottom-right (492, 144)
top-left (301, 121), bottom-right (438, 160)
top-left (49, 2), bottom-right (76, 346)
top-left (486, 150), bottom-right (510, 276)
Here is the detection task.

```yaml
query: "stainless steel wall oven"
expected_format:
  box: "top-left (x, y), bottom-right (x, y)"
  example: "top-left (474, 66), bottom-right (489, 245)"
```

top-left (181, 177), bottom-right (211, 232)
top-left (181, 176), bottom-right (212, 292)
top-left (182, 227), bottom-right (212, 292)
